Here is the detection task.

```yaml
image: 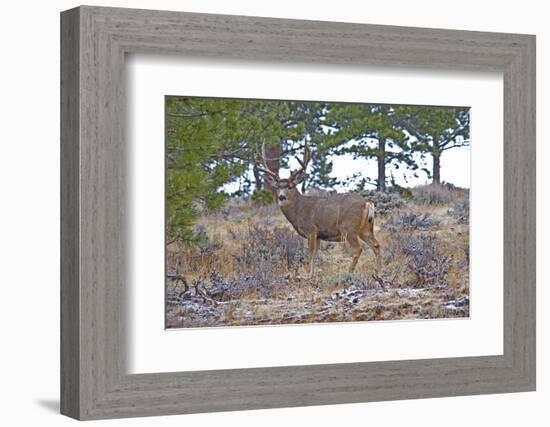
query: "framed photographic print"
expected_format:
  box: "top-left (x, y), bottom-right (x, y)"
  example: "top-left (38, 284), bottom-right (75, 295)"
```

top-left (61, 5), bottom-right (536, 420)
top-left (164, 96), bottom-right (472, 330)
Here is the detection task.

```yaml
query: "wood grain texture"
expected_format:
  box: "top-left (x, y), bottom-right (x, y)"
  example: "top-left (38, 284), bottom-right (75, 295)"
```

top-left (60, 7), bottom-right (80, 419)
top-left (60, 6), bottom-right (536, 420)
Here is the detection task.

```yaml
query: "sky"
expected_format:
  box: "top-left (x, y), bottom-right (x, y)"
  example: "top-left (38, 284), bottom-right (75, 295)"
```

top-left (321, 145), bottom-right (470, 190)
top-left (225, 143), bottom-right (470, 194)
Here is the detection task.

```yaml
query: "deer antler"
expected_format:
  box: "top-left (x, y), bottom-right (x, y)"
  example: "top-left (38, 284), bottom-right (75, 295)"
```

top-left (255, 141), bottom-right (279, 179)
top-left (290, 143), bottom-right (311, 179)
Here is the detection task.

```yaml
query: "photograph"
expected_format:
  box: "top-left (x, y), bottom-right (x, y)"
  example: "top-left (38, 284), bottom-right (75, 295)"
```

top-left (165, 96), bottom-right (471, 329)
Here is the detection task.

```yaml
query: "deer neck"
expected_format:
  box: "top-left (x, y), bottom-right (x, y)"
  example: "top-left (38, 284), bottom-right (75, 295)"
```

top-left (280, 192), bottom-right (303, 227)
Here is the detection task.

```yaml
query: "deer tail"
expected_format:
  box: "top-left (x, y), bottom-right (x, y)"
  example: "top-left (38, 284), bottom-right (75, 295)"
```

top-left (361, 201), bottom-right (375, 229)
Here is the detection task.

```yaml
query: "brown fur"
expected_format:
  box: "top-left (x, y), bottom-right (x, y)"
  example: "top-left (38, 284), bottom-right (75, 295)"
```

top-left (277, 182), bottom-right (380, 275)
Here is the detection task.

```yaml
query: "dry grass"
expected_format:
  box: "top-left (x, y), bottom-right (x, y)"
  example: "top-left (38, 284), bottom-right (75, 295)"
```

top-left (166, 185), bottom-right (470, 328)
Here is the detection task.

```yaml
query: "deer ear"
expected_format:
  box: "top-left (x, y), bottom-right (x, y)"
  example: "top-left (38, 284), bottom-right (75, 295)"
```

top-left (292, 170), bottom-right (306, 184)
top-left (264, 174), bottom-right (279, 188)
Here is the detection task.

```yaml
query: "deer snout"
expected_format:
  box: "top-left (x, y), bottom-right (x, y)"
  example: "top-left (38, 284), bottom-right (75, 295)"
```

top-left (278, 195), bottom-right (287, 202)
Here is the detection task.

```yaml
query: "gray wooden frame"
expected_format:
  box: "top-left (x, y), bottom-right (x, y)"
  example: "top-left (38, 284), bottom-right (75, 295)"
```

top-left (60, 5), bottom-right (536, 421)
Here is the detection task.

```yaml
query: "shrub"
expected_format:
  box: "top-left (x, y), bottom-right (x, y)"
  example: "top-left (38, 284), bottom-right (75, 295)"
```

top-left (193, 224), bottom-right (209, 246)
top-left (204, 268), bottom-right (297, 300)
top-left (448, 197), bottom-right (470, 224)
top-left (242, 225), bottom-right (306, 271)
top-left (387, 185), bottom-right (413, 199)
top-left (411, 184), bottom-right (453, 205)
top-left (401, 233), bottom-right (450, 288)
top-left (385, 211), bottom-right (439, 232)
top-left (360, 190), bottom-right (405, 215)
top-left (325, 272), bottom-right (368, 289)
top-left (273, 227), bottom-right (307, 269)
top-left (251, 189), bottom-right (274, 206)
top-left (216, 270), bottom-right (273, 299)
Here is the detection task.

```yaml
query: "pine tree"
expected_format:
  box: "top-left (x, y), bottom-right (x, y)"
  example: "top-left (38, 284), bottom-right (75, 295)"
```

top-left (320, 104), bottom-right (414, 192)
top-left (399, 106), bottom-right (470, 184)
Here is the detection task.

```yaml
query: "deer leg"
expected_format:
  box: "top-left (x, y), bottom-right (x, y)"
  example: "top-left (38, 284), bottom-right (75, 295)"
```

top-left (347, 235), bottom-right (363, 273)
top-left (305, 226), bottom-right (319, 278)
top-left (360, 232), bottom-right (381, 271)
top-left (360, 233), bottom-right (380, 257)
top-left (311, 238), bottom-right (320, 277)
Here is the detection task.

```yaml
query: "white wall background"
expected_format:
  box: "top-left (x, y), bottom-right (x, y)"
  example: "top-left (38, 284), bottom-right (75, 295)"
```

top-left (0, 1), bottom-right (546, 426)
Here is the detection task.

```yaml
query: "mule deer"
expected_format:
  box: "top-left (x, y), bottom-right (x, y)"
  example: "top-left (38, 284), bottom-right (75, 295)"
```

top-left (256, 144), bottom-right (380, 276)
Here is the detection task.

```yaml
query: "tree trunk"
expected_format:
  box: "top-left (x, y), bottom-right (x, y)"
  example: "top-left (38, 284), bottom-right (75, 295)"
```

top-left (432, 152), bottom-right (441, 185)
top-left (263, 142), bottom-right (281, 194)
top-left (377, 141), bottom-right (386, 192)
top-left (253, 165), bottom-right (262, 190)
